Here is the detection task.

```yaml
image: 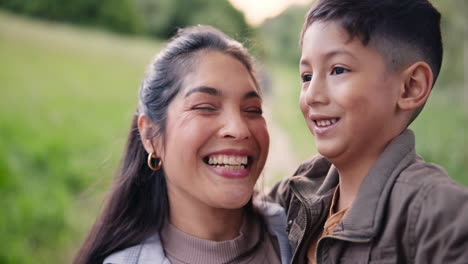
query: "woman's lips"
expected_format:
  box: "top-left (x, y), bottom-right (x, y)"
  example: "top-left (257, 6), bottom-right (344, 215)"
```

top-left (203, 149), bottom-right (253, 179)
top-left (206, 165), bottom-right (250, 178)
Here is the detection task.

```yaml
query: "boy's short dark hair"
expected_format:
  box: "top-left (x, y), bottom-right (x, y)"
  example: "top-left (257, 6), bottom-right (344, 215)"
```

top-left (300, 0), bottom-right (443, 122)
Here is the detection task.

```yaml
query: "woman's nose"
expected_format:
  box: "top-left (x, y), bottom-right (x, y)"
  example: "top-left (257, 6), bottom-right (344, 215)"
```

top-left (219, 111), bottom-right (251, 140)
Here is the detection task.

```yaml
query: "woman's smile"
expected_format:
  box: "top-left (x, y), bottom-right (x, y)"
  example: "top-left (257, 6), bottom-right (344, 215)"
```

top-left (203, 149), bottom-right (254, 178)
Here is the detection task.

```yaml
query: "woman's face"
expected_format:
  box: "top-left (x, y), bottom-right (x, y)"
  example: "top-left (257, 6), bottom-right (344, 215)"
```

top-left (158, 51), bottom-right (269, 211)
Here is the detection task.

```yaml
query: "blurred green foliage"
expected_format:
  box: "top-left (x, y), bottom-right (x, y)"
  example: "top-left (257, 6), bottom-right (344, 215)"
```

top-left (0, 0), bottom-right (254, 44)
top-left (411, 92), bottom-right (468, 186)
top-left (260, 6), bottom-right (307, 66)
top-left (134, 0), bottom-right (253, 40)
top-left (0, 0), bottom-right (143, 34)
top-left (432, 0), bottom-right (467, 87)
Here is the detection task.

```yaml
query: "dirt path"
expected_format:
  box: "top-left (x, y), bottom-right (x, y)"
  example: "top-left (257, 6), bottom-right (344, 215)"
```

top-left (261, 101), bottom-right (300, 187)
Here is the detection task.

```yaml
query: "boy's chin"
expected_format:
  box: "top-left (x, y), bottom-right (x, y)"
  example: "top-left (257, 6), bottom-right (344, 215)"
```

top-left (316, 143), bottom-right (342, 162)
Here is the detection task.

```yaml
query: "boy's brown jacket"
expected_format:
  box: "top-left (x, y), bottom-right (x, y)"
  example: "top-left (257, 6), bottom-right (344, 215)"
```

top-left (269, 130), bottom-right (468, 264)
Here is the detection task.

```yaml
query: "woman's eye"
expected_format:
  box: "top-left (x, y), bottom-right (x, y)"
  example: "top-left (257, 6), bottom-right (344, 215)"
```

top-left (331, 67), bottom-right (349, 75)
top-left (192, 105), bottom-right (216, 111)
top-left (245, 107), bottom-right (263, 114)
top-left (301, 73), bottom-right (312, 83)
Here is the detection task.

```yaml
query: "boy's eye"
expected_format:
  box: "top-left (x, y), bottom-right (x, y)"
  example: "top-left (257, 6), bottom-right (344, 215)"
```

top-left (301, 73), bottom-right (312, 83)
top-left (331, 67), bottom-right (349, 75)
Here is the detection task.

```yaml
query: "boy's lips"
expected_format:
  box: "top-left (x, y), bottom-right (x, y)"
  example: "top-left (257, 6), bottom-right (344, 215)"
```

top-left (308, 115), bottom-right (341, 135)
top-left (314, 118), bottom-right (338, 127)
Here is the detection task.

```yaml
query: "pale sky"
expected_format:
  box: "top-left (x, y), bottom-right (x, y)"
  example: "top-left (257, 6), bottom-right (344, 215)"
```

top-left (229, 0), bottom-right (312, 26)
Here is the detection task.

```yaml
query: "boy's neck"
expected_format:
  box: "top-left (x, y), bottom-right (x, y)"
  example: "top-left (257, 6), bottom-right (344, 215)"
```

top-left (336, 169), bottom-right (365, 212)
top-left (333, 128), bottom-right (406, 211)
top-left (334, 147), bottom-right (386, 212)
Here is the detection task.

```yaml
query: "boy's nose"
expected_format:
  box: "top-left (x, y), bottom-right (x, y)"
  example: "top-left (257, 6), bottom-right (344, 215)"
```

top-left (303, 77), bottom-right (328, 106)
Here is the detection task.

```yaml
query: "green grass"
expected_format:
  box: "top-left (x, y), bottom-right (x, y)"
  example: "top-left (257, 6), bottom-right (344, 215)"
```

top-left (0, 11), bottom-right (162, 263)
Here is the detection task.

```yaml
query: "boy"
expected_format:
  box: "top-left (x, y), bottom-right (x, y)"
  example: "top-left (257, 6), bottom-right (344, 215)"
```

top-left (269, 0), bottom-right (468, 263)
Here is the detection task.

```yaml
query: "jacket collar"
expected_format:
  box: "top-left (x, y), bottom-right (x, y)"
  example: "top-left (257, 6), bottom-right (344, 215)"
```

top-left (339, 129), bottom-right (416, 239)
top-left (292, 129), bottom-right (416, 241)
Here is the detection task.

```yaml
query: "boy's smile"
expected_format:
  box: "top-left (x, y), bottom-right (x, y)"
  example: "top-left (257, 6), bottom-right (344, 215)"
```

top-left (299, 21), bottom-right (405, 169)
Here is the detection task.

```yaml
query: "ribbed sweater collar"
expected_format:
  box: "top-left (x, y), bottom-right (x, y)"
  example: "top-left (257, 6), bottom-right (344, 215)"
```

top-left (160, 215), bottom-right (260, 264)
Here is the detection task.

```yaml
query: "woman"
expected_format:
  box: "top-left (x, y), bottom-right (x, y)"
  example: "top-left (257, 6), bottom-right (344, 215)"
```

top-left (74, 26), bottom-right (291, 264)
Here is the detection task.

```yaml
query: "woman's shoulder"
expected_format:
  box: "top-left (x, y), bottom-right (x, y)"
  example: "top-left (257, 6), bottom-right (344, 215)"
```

top-left (103, 234), bottom-right (170, 264)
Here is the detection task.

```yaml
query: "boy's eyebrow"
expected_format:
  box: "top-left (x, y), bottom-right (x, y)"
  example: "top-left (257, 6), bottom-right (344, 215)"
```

top-left (185, 86), bottom-right (221, 97)
top-left (300, 49), bottom-right (358, 66)
top-left (323, 49), bottom-right (358, 61)
top-left (300, 58), bottom-right (311, 67)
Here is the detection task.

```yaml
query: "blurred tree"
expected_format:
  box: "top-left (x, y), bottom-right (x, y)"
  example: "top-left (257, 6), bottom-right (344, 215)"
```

top-left (97, 0), bottom-right (144, 34)
top-left (431, 0), bottom-right (466, 90)
top-left (132, 0), bottom-right (177, 37)
top-left (133, 0), bottom-right (254, 41)
top-left (259, 5), bottom-right (307, 66)
top-left (0, 0), bottom-right (254, 48)
top-left (0, 0), bottom-right (144, 34)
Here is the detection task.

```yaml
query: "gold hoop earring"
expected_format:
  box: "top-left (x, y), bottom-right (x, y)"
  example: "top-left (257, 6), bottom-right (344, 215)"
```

top-left (147, 152), bottom-right (162, 171)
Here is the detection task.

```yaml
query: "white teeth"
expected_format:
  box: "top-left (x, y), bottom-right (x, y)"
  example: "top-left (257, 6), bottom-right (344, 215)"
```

top-left (315, 118), bottom-right (338, 127)
top-left (215, 165), bottom-right (244, 170)
top-left (207, 154), bottom-right (248, 169)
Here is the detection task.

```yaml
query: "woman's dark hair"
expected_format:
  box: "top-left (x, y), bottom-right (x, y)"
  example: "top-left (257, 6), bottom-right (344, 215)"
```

top-left (74, 25), bottom-right (259, 264)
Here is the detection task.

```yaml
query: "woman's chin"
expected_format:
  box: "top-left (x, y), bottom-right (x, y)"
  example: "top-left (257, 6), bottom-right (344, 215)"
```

top-left (217, 188), bottom-right (253, 209)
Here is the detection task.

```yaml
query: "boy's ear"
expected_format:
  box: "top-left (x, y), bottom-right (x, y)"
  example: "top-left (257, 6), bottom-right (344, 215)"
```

top-left (137, 114), bottom-right (163, 155)
top-left (397, 61), bottom-right (433, 111)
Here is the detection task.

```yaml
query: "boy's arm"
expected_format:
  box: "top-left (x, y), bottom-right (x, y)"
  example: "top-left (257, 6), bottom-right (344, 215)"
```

top-left (413, 181), bottom-right (468, 264)
top-left (268, 177), bottom-right (293, 210)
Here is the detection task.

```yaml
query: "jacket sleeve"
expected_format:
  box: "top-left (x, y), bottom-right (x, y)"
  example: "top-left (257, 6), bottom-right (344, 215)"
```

top-left (412, 181), bottom-right (468, 264)
top-left (267, 177), bottom-right (293, 210)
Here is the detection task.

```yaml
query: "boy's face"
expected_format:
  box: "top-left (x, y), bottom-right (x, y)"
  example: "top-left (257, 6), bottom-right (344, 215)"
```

top-left (299, 21), bottom-right (405, 166)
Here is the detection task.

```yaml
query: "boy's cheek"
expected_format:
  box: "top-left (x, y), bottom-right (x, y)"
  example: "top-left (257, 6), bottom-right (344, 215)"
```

top-left (298, 94), bottom-right (308, 114)
top-left (299, 105), bottom-right (315, 134)
top-left (298, 98), bottom-right (310, 121)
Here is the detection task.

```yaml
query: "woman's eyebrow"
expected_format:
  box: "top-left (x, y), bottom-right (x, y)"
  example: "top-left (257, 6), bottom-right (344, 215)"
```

top-left (185, 86), bottom-right (221, 98)
top-left (244, 91), bottom-right (260, 100)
